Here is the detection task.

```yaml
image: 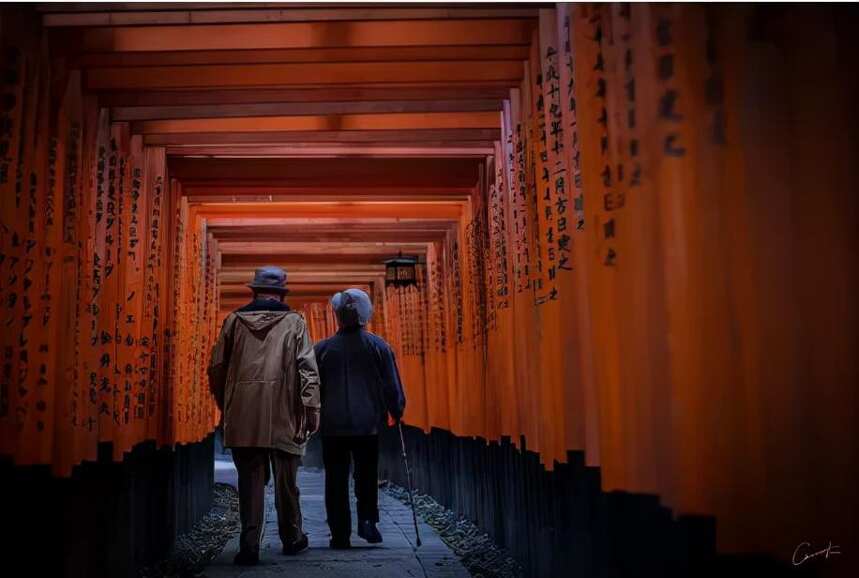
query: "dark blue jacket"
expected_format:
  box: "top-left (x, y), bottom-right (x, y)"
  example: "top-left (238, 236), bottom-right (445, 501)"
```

top-left (313, 327), bottom-right (406, 436)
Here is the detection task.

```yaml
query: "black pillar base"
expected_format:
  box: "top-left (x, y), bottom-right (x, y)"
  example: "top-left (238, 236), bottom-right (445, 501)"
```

top-left (0, 434), bottom-right (214, 578)
top-left (380, 426), bottom-right (801, 578)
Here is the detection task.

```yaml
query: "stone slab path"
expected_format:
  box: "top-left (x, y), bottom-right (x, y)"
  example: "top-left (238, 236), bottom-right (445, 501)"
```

top-left (207, 459), bottom-right (469, 578)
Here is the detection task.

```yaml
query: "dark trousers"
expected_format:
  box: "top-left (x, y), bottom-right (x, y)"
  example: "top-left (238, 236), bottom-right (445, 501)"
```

top-left (232, 447), bottom-right (303, 554)
top-left (322, 435), bottom-right (379, 540)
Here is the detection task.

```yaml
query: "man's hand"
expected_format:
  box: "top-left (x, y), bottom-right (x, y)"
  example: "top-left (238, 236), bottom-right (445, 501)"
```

top-left (306, 407), bottom-right (320, 436)
top-left (294, 407), bottom-right (320, 444)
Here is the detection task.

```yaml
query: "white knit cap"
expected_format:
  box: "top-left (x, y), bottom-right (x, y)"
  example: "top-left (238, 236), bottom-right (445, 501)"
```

top-left (330, 288), bottom-right (374, 326)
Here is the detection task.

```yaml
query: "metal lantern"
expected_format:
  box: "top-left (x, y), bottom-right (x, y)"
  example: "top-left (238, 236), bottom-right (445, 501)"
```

top-left (384, 253), bottom-right (418, 287)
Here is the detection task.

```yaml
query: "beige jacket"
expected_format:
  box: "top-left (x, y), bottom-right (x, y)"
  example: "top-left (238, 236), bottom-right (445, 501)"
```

top-left (207, 309), bottom-right (320, 455)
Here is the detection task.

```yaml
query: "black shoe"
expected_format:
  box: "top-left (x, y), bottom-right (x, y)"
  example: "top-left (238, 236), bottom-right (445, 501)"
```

top-left (233, 550), bottom-right (259, 566)
top-left (329, 537), bottom-right (351, 549)
top-left (357, 520), bottom-right (383, 544)
top-left (282, 534), bottom-right (309, 555)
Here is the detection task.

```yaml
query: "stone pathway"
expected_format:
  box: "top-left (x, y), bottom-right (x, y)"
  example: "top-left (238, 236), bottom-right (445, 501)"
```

top-left (208, 459), bottom-right (469, 578)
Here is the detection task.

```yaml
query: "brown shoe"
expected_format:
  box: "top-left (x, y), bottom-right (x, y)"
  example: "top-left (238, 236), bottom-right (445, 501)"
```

top-left (234, 550), bottom-right (259, 566)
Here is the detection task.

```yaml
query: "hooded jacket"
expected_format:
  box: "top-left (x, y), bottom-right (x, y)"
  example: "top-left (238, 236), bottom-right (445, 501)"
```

top-left (313, 327), bottom-right (406, 436)
top-left (207, 300), bottom-right (320, 455)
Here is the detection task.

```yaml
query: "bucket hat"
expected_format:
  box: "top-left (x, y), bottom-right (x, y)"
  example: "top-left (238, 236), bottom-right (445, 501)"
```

top-left (247, 266), bottom-right (289, 294)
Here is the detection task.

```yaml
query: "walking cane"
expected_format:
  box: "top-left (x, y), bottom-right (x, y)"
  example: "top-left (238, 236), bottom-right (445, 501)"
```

top-left (398, 420), bottom-right (422, 547)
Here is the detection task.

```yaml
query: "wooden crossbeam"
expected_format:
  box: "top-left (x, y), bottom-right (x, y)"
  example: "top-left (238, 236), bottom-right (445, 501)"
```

top-left (186, 192), bottom-right (471, 206)
top-left (132, 112), bottom-right (500, 134)
top-left (220, 280), bottom-right (370, 290)
top-left (42, 6), bottom-right (538, 27)
top-left (170, 157), bottom-right (481, 187)
top-left (113, 99), bottom-right (502, 121)
top-left (73, 45), bottom-right (530, 68)
top-left (98, 87), bottom-right (512, 107)
top-left (58, 19), bottom-right (533, 52)
top-left (184, 184), bottom-right (474, 194)
top-left (86, 61), bottom-right (523, 90)
top-left (170, 145), bottom-right (495, 159)
top-left (219, 269), bottom-right (376, 284)
top-left (219, 262), bottom-right (387, 270)
top-left (145, 129), bottom-right (501, 146)
top-left (220, 254), bottom-right (425, 267)
top-left (196, 204), bottom-right (463, 221)
top-left (218, 241), bottom-right (426, 255)
top-left (220, 266), bottom-right (385, 275)
top-left (219, 270), bottom-right (383, 283)
top-left (210, 229), bottom-right (448, 243)
top-left (184, 186), bottom-right (474, 202)
top-left (170, 155), bottom-right (479, 177)
top-left (219, 244), bottom-right (427, 257)
top-left (208, 221), bottom-right (452, 234)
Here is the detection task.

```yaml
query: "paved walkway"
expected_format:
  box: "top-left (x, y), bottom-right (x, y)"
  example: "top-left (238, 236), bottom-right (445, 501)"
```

top-left (208, 458), bottom-right (469, 578)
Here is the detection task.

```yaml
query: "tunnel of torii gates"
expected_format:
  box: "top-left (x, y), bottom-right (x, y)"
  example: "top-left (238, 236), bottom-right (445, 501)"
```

top-left (0, 2), bottom-right (857, 577)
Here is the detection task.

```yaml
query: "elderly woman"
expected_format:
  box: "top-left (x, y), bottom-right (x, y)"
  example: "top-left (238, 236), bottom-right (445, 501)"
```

top-left (313, 288), bottom-right (406, 549)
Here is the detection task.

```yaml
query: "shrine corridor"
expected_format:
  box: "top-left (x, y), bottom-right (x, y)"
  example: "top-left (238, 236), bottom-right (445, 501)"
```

top-left (0, 3), bottom-right (857, 578)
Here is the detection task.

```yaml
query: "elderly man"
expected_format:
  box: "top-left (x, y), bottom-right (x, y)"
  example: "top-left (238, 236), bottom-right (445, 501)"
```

top-left (207, 266), bottom-right (321, 565)
top-left (313, 288), bottom-right (406, 549)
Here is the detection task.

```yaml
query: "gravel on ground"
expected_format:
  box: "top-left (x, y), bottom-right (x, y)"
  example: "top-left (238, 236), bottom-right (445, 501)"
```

top-left (139, 483), bottom-right (240, 578)
top-left (382, 482), bottom-right (525, 578)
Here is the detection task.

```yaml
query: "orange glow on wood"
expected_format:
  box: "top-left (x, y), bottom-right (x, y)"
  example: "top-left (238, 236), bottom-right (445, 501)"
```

top-left (1, 6), bottom-right (856, 570)
top-left (133, 112), bottom-right (502, 134)
top-left (68, 19), bottom-right (534, 52)
top-left (86, 61), bottom-right (524, 90)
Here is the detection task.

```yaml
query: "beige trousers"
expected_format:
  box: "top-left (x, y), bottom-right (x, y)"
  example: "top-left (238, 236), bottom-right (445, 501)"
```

top-left (231, 447), bottom-right (303, 554)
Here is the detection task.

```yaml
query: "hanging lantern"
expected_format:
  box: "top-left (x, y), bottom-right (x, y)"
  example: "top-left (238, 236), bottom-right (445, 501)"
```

top-left (384, 252), bottom-right (418, 287)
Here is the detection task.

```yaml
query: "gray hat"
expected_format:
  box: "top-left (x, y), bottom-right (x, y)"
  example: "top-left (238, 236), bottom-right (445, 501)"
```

top-left (247, 266), bottom-right (289, 294)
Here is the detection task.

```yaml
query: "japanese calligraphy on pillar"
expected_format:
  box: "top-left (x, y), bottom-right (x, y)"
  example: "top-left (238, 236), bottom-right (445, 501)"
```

top-left (465, 216), bottom-right (488, 340)
top-left (34, 133), bottom-right (61, 438)
top-left (618, 4), bottom-right (641, 197)
top-left (19, 134), bottom-right (40, 435)
top-left (144, 168), bottom-right (163, 420)
top-left (5, 46), bottom-right (42, 448)
top-left (125, 146), bottom-right (146, 426)
top-left (430, 252), bottom-right (447, 353)
top-left (655, 10), bottom-right (687, 158)
top-left (0, 46), bottom-right (25, 427)
top-left (560, 11), bottom-right (586, 235)
top-left (449, 237), bottom-right (464, 345)
top-left (704, 10), bottom-right (726, 145)
top-left (87, 113), bottom-right (109, 436)
top-left (63, 125), bottom-right (80, 243)
top-left (485, 174), bottom-right (498, 330)
top-left (512, 109), bottom-right (531, 293)
top-left (110, 135), bottom-right (127, 429)
top-left (488, 150), bottom-right (510, 324)
top-left (0, 47), bottom-right (23, 191)
top-left (599, 4), bottom-right (640, 267)
top-left (62, 121), bottom-right (82, 432)
top-left (593, 7), bottom-right (620, 267)
top-left (531, 47), bottom-right (550, 305)
top-left (539, 14), bottom-right (569, 302)
top-left (0, 27), bottom-right (223, 471)
top-left (95, 133), bottom-right (118, 431)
